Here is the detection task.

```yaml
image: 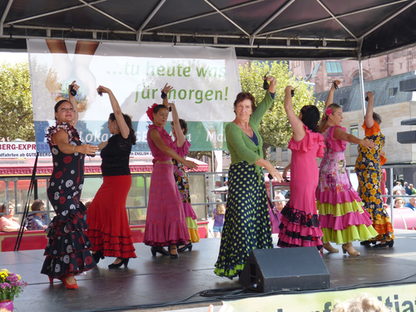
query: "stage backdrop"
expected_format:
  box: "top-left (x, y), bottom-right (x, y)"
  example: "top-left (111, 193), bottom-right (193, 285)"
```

top-left (27, 39), bottom-right (241, 153)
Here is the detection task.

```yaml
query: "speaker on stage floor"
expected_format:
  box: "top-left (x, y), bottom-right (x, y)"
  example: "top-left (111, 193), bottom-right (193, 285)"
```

top-left (239, 247), bottom-right (330, 292)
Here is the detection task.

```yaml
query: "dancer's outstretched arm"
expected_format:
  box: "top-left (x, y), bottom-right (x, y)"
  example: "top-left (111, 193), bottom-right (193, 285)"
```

top-left (333, 127), bottom-right (375, 148)
top-left (149, 129), bottom-right (196, 169)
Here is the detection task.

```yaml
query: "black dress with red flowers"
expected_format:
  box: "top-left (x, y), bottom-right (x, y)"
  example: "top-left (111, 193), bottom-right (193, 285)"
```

top-left (41, 122), bottom-right (95, 278)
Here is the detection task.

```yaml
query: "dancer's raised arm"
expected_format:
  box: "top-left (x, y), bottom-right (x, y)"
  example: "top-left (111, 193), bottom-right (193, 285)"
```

top-left (284, 86), bottom-right (305, 141)
top-left (364, 91), bottom-right (375, 128)
top-left (97, 85), bottom-right (130, 139)
top-left (68, 81), bottom-right (79, 126)
top-left (324, 80), bottom-right (340, 109)
top-left (161, 84), bottom-right (186, 147)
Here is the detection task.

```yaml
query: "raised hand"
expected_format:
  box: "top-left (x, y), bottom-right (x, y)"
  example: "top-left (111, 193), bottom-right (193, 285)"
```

top-left (96, 85), bottom-right (111, 95)
top-left (366, 91), bottom-right (374, 101)
top-left (285, 85), bottom-right (294, 97)
top-left (69, 81), bottom-right (79, 97)
top-left (162, 83), bottom-right (173, 94)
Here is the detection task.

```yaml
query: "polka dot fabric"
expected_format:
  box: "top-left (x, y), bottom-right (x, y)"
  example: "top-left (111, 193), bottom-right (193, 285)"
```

top-left (214, 162), bottom-right (273, 279)
top-left (41, 123), bottom-right (95, 278)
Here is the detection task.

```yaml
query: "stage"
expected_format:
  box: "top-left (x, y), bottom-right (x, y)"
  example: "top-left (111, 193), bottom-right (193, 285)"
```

top-left (2, 231), bottom-right (416, 312)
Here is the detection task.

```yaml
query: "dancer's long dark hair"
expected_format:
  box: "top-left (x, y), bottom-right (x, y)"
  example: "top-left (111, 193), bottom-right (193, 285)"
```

top-left (300, 105), bottom-right (320, 133)
top-left (109, 113), bottom-right (136, 144)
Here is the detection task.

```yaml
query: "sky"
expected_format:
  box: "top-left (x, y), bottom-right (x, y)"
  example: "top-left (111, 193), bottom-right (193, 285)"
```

top-left (0, 52), bottom-right (29, 64)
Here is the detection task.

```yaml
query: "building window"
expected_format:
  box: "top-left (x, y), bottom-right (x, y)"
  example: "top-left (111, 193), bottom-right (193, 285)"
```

top-left (350, 124), bottom-right (359, 157)
top-left (326, 61), bottom-right (342, 75)
top-left (388, 87), bottom-right (398, 97)
top-left (350, 125), bottom-right (359, 145)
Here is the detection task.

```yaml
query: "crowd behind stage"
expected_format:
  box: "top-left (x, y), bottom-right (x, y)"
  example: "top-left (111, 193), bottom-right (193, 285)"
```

top-left (0, 77), bottom-right (412, 289)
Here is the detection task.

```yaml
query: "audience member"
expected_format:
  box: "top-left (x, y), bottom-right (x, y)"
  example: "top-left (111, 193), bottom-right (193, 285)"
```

top-left (392, 181), bottom-right (405, 195)
top-left (27, 199), bottom-right (48, 230)
top-left (0, 202), bottom-right (21, 232)
top-left (404, 196), bottom-right (416, 211)
top-left (394, 197), bottom-right (405, 209)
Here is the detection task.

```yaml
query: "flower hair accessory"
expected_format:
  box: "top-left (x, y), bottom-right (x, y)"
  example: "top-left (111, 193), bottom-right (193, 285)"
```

top-left (325, 107), bottom-right (333, 116)
top-left (146, 103), bottom-right (158, 121)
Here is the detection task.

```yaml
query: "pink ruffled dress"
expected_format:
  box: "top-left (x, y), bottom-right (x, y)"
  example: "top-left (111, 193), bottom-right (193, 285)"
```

top-left (278, 126), bottom-right (325, 248)
top-left (143, 125), bottom-right (190, 246)
top-left (316, 126), bottom-right (377, 244)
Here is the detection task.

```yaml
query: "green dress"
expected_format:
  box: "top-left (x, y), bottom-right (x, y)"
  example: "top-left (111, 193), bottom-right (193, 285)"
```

top-left (214, 92), bottom-right (274, 279)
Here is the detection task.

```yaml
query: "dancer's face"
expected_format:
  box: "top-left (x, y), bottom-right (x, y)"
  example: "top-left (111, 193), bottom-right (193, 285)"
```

top-left (55, 101), bottom-right (75, 123)
top-left (234, 99), bottom-right (253, 122)
top-left (153, 108), bottom-right (169, 127)
top-left (108, 119), bottom-right (119, 134)
top-left (329, 107), bottom-right (343, 125)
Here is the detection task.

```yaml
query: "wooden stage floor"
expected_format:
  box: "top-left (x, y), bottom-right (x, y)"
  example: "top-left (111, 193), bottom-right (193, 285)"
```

top-left (2, 231), bottom-right (416, 311)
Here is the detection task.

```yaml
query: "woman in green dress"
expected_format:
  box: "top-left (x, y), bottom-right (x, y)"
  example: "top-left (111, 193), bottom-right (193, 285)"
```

top-left (214, 76), bottom-right (283, 279)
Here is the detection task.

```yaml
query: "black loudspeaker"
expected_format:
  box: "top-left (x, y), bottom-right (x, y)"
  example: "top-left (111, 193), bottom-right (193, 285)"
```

top-left (239, 247), bottom-right (330, 292)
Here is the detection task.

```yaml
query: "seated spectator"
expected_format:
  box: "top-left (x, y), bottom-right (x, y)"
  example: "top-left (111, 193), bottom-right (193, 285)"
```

top-left (0, 202), bottom-right (21, 232)
top-left (404, 182), bottom-right (411, 195)
top-left (26, 199), bottom-right (48, 230)
top-left (405, 196), bottom-right (416, 211)
top-left (409, 184), bottom-right (416, 195)
top-left (392, 181), bottom-right (405, 195)
top-left (394, 197), bottom-right (405, 209)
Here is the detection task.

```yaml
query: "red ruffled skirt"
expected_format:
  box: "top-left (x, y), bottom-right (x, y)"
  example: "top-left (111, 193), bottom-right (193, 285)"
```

top-left (87, 175), bottom-right (136, 258)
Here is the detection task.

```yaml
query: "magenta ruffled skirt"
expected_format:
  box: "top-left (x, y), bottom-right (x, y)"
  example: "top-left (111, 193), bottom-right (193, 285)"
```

top-left (144, 163), bottom-right (190, 246)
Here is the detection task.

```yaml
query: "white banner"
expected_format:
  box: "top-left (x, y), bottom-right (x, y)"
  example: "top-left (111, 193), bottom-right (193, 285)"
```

top-left (27, 39), bottom-right (240, 152)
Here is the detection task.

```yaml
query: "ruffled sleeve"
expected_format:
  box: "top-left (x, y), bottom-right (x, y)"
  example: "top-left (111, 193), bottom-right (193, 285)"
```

top-left (288, 126), bottom-right (325, 157)
top-left (362, 121), bottom-right (380, 137)
top-left (45, 122), bottom-right (79, 146)
top-left (147, 124), bottom-right (175, 148)
top-left (326, 125), bottom-right (347, 152)
top-left (175, 140), bottom-right (191, 157)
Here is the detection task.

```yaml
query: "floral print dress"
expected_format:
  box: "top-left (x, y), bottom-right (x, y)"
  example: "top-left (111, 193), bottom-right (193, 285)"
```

top-left (316, 126), bottom-right (378, 244)
top-left (355, 122), bottom-right (394, 242)
top-left (41, 122), bottom-right (95, 278)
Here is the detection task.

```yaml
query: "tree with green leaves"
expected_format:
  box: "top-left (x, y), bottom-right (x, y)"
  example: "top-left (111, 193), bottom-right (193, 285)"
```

top-left (0, 63), bottom-right (33, 141)
top-left (239, 61), bottom-right (323, 149)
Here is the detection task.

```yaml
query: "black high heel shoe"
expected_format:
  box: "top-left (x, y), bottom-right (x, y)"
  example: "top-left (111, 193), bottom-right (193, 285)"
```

top-left (151, 246), bottom-right (169, 256)
top-left (178, 243), bottom-right (192, 253)
top-left (360, 240), bottom-right (372, 247)
top-left (92, 251), bottom-right (105, 264)
top-left (108, 258), bottom-right (129, 269)
top-left (374, 240), bottom-right (394, 248)
top-left (168, 245), bottom-right (179, 259)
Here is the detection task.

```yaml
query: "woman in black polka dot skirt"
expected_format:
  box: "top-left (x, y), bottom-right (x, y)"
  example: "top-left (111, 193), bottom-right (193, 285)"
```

top-left (214, 76), bottom-right (283, 278)
top-left (41, 82), bottom-right (98, 289)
